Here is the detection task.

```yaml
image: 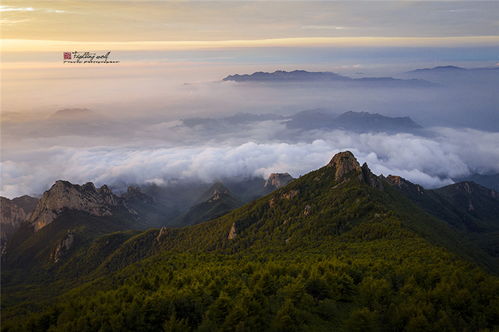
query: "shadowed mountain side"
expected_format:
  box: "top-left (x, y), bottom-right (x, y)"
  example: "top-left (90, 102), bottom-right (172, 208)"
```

top-left (0, 196), bottom-right (38, 243)
top-left (454, 173), bottom-right (499, 192)
top-left (176, 183), bottom-right (242, 226)
top-left (386, 176), bottom-right (499, 258)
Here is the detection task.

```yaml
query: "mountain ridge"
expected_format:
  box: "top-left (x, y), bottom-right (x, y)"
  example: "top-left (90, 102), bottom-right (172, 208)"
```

top-left (223, 69), bottom-right (435, 86)
top-left (2, 151), bottom-right (499, 331)
top-left (28, 180), bottom-right (136, 231)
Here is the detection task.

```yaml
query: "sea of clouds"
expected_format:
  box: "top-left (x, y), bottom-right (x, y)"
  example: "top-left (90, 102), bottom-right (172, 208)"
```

top-left (2, 124), bottom-right (498, 198)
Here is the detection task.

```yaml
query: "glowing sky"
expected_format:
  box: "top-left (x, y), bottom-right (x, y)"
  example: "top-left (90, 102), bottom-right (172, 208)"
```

top-left (1, 1), bottom-right (499, 51)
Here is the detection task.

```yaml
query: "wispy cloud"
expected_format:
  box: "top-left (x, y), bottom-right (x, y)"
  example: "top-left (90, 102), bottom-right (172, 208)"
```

top-left (0, 6), bottom-right (34, 12)
top-left (302, 25), bottom-right (348, 30)
top-left (0, 18), bottom-right (29, 25)
top-left (0, 5), bottom-right (65, 13)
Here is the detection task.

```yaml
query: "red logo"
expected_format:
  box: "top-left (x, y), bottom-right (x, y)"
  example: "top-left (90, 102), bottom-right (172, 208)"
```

top-left (63, 52), bottom-right (72, 60)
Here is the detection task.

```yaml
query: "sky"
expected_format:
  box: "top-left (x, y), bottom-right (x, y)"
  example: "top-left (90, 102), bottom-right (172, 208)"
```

top-left (1, 1), bottom-right (499, 197)
top-left (2, 1), bottom-right (499, 44)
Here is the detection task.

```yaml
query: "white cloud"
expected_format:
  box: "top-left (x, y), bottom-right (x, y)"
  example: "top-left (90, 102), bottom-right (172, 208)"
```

top-left (1, 127), bottom-right (498, 198)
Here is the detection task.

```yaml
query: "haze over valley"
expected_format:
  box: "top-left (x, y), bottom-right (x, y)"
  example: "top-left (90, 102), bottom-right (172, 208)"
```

top-left (2, 66), bottom-right (499, 198)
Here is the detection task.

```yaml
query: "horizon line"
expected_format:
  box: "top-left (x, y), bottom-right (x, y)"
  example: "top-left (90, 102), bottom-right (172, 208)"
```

top-left (2, 36), bottom-right (499, 52)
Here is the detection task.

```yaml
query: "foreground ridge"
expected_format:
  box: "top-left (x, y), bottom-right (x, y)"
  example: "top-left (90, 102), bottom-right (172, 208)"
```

top-left (2, 151), bottom-right (499, 332)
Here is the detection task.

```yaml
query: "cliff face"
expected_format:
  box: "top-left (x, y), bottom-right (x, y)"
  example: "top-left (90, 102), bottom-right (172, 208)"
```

top-left (0, 197), bottom-right (28, 241)
top-left (28, 180), bottom-right (135, 231)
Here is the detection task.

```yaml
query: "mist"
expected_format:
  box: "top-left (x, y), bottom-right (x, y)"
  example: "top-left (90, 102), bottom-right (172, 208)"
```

top-left (1, 59), bottom-right (499, 198)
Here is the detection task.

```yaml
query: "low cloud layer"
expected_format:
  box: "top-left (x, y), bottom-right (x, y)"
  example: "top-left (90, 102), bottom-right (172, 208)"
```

top-left (2, 66), bottom-right (498, 198)
top-left (2, 127), bottom-right (498, 198)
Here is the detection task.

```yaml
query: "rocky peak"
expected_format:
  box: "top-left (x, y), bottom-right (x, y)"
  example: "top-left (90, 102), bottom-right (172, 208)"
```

top-left (207, 183), bottom-right (231, 202)
top-left (327, 151), bottom-right (362, 181)
top-left (386, 175), bottom-right (424, 194)
top-left (439, 181), bottom-right (499, 202)
top-left (122, 186), bottom-right (155, 204)
top-left (264, 173), bottom-right (294, 189)
top-left (28, 180), bottom-right (133, 231)
top-left (361, 163), bottom-right (384, 190)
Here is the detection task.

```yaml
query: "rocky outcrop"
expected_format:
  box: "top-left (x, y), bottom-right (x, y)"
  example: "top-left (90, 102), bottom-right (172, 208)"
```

top-left (156, 226), bottom-right (169, 242)
top-left (50, 230), bottom-right (75, 263)
top-left (386, 175), bottom-right (424, 194)
top-left (361, 163), bottom-right (384, 190)
top-left (207, 183), bottom-right (231, 202)
top-left (269, 189), bottom-right (299, 208)
top-left (282, 189), bottom-right (299, 200)
top-left (264, 173), bottom-right (294, 189)
top-left (28, 180), bottom-right (135, 231)
top-left (228, 223), bottom-right (237, 240)
top-left (327, 151), bottom-right (362, 181)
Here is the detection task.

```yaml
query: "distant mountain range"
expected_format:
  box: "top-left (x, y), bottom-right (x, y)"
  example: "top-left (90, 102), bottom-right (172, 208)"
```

top-left (286, 110), bottom-right (421, 132)
top-left (455, 173), bottom-right (499, 192)
top-left (407, 65), bottom-right (499, 73)
top-left (182, 110), bottom-right (423, 134)
top-left (2, 151), bottom-right (498, 331)
top-left (0, 173), bottom-right (295, 247)
top-left (223, 70), bottom-right (435, 87)
top-left (403, 65), bottom-right (499, 86)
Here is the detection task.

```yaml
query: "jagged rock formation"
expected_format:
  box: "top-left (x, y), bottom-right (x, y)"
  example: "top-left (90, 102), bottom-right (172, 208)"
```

top-left (51, 230), bottom-right (75, 263)
top-left (327, 151), bottom-right (362, 181)
top-left (361, 163), bottom-right (384, 190)
top-left (206, 183), bottom-right (231, 202)
top-left (386, 175), bottom-right (424, 194)
top-left (264, 173), bottom-right (294, 189)
top-left (28, 180), bottom-right (135, 231)
top-left (325, 151), bottom-right (384, 189)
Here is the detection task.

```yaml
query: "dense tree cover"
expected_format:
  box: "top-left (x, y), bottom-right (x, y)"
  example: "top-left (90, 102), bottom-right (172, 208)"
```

top-left (4, 236), bottom-right (499, 331)
top-left (2, 160), bottom-right (499, 331)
